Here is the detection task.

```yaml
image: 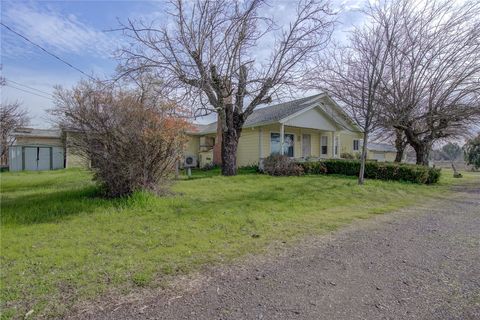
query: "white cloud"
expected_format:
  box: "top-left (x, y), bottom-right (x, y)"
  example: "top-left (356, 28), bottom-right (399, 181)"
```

top-left (2, 2), bottom-right (119, 58)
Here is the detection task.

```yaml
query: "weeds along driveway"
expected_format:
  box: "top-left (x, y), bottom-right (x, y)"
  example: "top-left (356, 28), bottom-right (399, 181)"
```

top-left (73, 180), bottom-right (480, 320)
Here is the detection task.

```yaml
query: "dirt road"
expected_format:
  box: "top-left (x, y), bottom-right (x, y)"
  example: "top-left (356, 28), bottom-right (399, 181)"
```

top-left (75, 182), bottom-right (480, 320)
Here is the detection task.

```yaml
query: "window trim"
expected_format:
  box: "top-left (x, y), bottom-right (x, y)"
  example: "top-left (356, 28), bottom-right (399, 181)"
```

top-left (320, 135), bottom-right (329, 156)
top-left (353, 139), bottom-right (360, 151)
top-left (270, 131), bottom-right (295, 157)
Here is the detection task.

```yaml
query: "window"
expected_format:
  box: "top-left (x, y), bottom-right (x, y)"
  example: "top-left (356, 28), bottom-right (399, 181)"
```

top-left (270, 133), bottom-right (294, 157)
top-left (353, 139), bottom-right (360, 151)
top-left (320, 136), bottom-right (328, 155)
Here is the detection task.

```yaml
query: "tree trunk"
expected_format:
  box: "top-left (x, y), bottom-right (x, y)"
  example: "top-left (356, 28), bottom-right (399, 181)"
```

top-left (411, 142), bottom-right (431, 166)
top-left (221, 127), bottom-right (241, 176)
top-left (358, 131), bottom-right (369, 185)
top-left (401, 128), bottom-right (431, 166)
top-left (213, 114), bottom-right (223, 165)
top-left (394, 129), bottom-right (406, 163)
top-left (410, 140), bottom-right (432, 166)
top-left (394, 149), bottom-right (403, 163)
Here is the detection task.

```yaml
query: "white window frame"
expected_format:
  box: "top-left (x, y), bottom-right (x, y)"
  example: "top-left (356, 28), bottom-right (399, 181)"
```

top-left (353, 139), bottom-right (360, 151)
top-left (320, 135), bottom-right (329, 156)
top-left (270, 132), bottom-right (295, 157)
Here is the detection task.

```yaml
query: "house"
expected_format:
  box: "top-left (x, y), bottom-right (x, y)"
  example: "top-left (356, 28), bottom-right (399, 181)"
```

top-left (185, 93), bottom-right (398, 168)
top-left (8, 128), bottom-right (87, 171)
top-left (7, 94), bottom-right (398, 172)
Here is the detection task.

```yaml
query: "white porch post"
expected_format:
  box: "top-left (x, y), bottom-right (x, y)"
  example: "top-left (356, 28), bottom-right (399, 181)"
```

top-left (331, 132), bottom-right (335, 158)
top-left (280, 123), bottom-right (285, 155)
top-left (337, 133), bottom-right (341, 157)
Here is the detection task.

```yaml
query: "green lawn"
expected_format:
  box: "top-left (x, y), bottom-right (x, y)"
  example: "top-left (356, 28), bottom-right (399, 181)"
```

top-left (0, 168), bottom-right (477, 318)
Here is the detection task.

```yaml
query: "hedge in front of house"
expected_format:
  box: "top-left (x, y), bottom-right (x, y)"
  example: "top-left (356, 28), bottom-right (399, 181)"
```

top-left (297, 159), bottom-right (441, 184)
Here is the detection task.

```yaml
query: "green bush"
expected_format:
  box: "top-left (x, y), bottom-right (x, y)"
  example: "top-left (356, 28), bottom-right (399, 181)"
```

top-left (300, 161), bottom-right (328, 174)
top-left (297, 159), bottom-right (441, 184)
top-left (340, 152), bottom-right (355, 159)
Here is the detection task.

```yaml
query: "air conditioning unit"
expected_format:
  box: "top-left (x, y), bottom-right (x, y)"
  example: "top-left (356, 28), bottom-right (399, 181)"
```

top-left (183, 155), bottom-right (197, 168)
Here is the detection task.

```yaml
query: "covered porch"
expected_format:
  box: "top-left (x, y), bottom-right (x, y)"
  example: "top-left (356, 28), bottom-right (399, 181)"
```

top-left (259, 124), bottom-right (340, 160)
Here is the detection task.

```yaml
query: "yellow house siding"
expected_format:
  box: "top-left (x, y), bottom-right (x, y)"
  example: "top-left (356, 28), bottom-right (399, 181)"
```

top-left (339, 131), bottom-right (363, 155)
top-left (185, 135), bottom-right (200, 155)
top-left (64, 132), bottom-right (90, 168)
top-left (66, 150), bottom-right (89, 168)
top-left (237, 128), bottom-right (260, 167)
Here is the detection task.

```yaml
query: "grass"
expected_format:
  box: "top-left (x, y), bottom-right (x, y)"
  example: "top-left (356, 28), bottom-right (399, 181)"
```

top-left (0, 167), bottom-right (478, 318)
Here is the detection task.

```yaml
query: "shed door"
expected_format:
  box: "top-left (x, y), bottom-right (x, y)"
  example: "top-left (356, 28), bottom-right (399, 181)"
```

top-left (24, 147), bottom-right (38, 170)
top-left (302, 134), bottom-right (311, 157)
top-left (37, 147), bottom-right (51, 170)
top-left (23, 147), bottom-right (52, 170)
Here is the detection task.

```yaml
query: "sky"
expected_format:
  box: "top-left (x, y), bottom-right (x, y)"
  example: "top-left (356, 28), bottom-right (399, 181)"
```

top-left (0, 0), bottom-right (366, 128)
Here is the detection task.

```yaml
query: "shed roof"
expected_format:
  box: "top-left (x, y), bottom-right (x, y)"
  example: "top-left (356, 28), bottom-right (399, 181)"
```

top-left (12, 128), bottom-right (62, 139)
top-left (367, 143), bottom-right (397, 152)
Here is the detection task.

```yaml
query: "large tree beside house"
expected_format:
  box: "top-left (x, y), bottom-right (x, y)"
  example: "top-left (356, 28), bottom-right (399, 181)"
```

top-left (118, 0), bottom-right (335, 175)
top-left (373, 0), bottom-right (480, 165)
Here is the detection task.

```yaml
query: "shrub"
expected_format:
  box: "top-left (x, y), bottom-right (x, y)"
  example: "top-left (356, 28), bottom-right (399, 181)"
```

top-left (464, 133), bottom-right (480, 170)
top-left (340, 152), bottom-right (355, 159)
top-left (296, 159), bottom-right (441, 184)
top-left (263, 154), bottom-right (304, 176)
top-left (53, 80), bottom-right (189, 197)
top-left (298, 161), bottom-right (327, 174)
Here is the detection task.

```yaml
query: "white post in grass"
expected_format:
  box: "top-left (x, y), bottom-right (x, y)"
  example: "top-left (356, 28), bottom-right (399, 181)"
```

top-left (280, 123), bottom-right (285, 155)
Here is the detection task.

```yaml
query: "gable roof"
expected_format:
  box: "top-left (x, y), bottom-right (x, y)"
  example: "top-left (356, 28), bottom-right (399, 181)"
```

top-left (242, 93), bottom-right (325, 127)
top-left (190, 93), bottom-right (359, 135)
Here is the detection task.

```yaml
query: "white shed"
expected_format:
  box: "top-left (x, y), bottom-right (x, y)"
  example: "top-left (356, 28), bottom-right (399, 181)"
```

top-left (8, 128), bottom-right (65, 171)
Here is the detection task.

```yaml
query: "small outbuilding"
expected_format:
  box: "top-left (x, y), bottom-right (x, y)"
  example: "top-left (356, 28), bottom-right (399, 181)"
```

top-left (367, 142), bottom-right (398, 162)
top-left (8, 128), bottom-right (65, 171)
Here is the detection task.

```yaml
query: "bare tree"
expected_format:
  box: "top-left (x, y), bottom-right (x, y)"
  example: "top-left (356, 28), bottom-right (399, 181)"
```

top-left (309, 6), bottom-right (396, 184)
top-left (52, 80), bottom-right (189, 197)
top-left (371, 126), bottom-right (408, 162)
top-left (376, 0), bottom-right (480, 165)
top-left (118, 0), bottom-right (335, 175)
top-left (0, 101), bottom-right (29, 166)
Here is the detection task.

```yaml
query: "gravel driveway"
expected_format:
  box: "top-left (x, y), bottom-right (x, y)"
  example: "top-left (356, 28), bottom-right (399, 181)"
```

top-left (75, 182), bottom-right (480, 320)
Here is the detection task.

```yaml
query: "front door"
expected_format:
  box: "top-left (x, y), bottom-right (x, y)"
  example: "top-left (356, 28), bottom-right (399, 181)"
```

top-left (302, 134), bottom-right (311, 157)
